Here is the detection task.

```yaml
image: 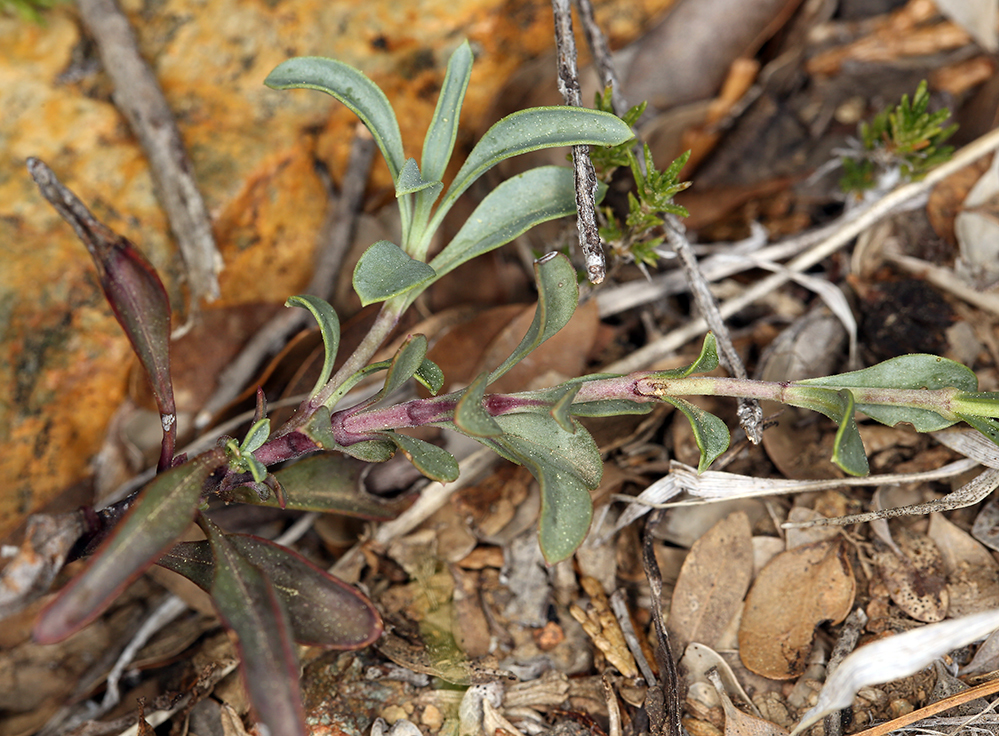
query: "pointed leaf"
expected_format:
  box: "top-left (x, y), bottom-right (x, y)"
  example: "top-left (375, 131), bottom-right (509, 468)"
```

top-left (430, 107), bottom-right (634, 229)
top-left (353, 240), bottom-right (437, 306)
top-left (781, 385), bottom-right (869, 475)
top-left (550, 384), bottom-right (580, 432)
top-left (286, 294), bottom-right (340, 397)
top-left (226, 453), bottom-right (400, 519)
top-left (241, 418), bottom-right (271, 454)
top-left (339, 438), bottom-right (396, 462)
top-left (957, 413), bottom-right (999, 447)
top-left (34, 450), bottom-right (226, 643)
top-left (27, 159), bottom-right (177, 469)
top-left (661, 397), bottom-right (729, 473)
top-left (431, 166), bottom-right (600, 278)
top-left (489, 252), bottom-right (579, 383)
top-left (483, 413), bottom-right (602, 563)
top-left (385, 433), bottom-right (459, 483)
top-left (798, 354), bottom-right (977, 431)
top-left (454, 372), bottom-right (503, 437)
top-left (158, 534), bottom-right (382, 648)
top-left (265, 58), bottom-right (405, 181)
top-left (415, 358), bottom-right (445, 395)
top-left (202, 520), bottom-right (307, 736)
top-left (420, 41), bottom-right (472, 187)
top-left (396, 157), bottom-right (440, 197)
top-left (381, 334), bottom-right (429, 397)
top-left (651, 333), bottom-right (720, 379)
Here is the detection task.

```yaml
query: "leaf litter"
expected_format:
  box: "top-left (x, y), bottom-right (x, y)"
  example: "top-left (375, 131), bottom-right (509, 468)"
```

top-left (11, 1), bottom-right (999, 736)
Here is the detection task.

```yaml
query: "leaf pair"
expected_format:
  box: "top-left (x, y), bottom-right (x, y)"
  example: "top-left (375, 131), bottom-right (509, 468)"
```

top-left (266, 41), bottom-right (631, 313)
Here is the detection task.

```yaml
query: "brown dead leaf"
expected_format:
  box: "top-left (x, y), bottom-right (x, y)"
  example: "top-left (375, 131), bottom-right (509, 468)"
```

top-left (739, 539), bottom-right (855, 679)
top-left (713, 673), bottom-right (788, 736)
top-left (569, 576), bottom-right (639, 678)
top-left (928, 156), bottom-right (992, 246)
top-left (669, 512), bottom-right (754, 655)
top-left (872, 525), bottom-right (949, 623)
top-left (928, 513), bottom-right (999, 616)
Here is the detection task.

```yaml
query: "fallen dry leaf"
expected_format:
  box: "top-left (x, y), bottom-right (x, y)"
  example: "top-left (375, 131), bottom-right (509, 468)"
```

top-left (569, 576), bottom-right (639, 678)
top-left (669, 512), bottom-right (754, 655)
top-left (872, 525), bottom-right (948, 623)
top-left (927, 512), bottom-right (999, 616)
top-left (739, 539), bottom-right (855, 679)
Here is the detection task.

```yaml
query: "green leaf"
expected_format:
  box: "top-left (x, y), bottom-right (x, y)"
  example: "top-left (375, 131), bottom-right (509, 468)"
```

top-left (654, 333), bottom-right (720, 379)
top-left (385, 433), bottom-right (459, 483)
top-left (244, 454), bottom-right (268, 483)
top-left (339, 438), bottom-right (396, 462)
top-left (489, 252), bottom-right (579, 383)
top-left (550, 384), bottom-right (580, 433)
top-left (241, 418), bottom-right (271, 454)
top-left (157, 533), bottom-right (383, 648)
top-left (454, 372), bottom-right (503, 437)
top-left (420, 41), bottom-right (472, 187)
top-left (265, 57), bottom-right (405, 182)
top-left (202, 519), bottom-right (308, 736)
top-left (430, 166), bottom-right (598, 278)
top-left (415, 358), bottom-right (445, 395)
top-left (484, 413), bottom-right (602, 564)
top-left (957, 414), bottom-right (999, 447)
top-left (286, 294), bottom-right (340, 397)
top-left (381, 334), bottom-right (429, 397)
top-left (660, 397), bottom-right (729, 472)
top-left (798, 354), bottom-right (976, 431)
top-left (429, 106), bottom-right (634, 232)
top-left (33, 450), bottom-right (226, 643)
top-left (952, 392), bottom-right (999, 419)
top-left (226, 453), bottom-right (400, 519)
top-left (396, 157), bottom-right (441, 197)
top-left (571, 399), bottom-right (654, 417)
top-left (784, 386), bottom-right (869, 476)
top-left (353, 240), bottom-right (437, 306)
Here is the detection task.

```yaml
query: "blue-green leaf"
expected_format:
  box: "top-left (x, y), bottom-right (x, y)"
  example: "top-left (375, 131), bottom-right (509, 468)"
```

top-left (785, 386), bottom-right (869, 476)
top-left (958, 413), bottom-right (999, 447)
top-left (385, 433), bottom-right (459, 483)
top-left (396, 157), bottom-right (441, 197)
top-left (415, 358), bottom-right (445, 395)
top-left (454, 372), bottom-right (503, 437)
top-left (429, 107), bottom-right (634, 230)
top-left (798, 354), bottom-right (976, 431)
top-left (660, 397), bottom-right (729, 472)
top-left (286, 294), bottom-right (340, 397)
top-left (550, 384), bottom-right (580, 433)
top-left (339, 438), bottom-right (396, 462)
top-left (485, 413), bottom-right (602, 564)
top-left (265, 57), bottom-right (405, 181)
top-left (420, 42), bottom-right (472, 187)
top-left (378, 334), bottom-right (429, 399)
top-left (653, 333), bottom-right (720, 379)
top-left (241, 418), bottom-right (271, 454)
top-left (488, 252), bottom-right (579, 383)
top-left (353, 240), bottom-right (437, 306)
top-left (431, 166), bottom-right (601, 279)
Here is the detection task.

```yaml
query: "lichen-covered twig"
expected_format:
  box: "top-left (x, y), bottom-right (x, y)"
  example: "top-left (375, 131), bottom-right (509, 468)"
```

top-left (551, 0), bottom-right (605, 284)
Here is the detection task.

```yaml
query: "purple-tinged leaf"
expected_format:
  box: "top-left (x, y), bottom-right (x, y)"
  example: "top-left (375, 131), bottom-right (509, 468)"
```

top-left (158, 533), bottom-right (382, 648)
top-left (227, 453), bottom-right (403, 520)
top-left (33, 450), bottom-right (226, 644)
top-left (27, 158), bottom-right (177, 472)
top-left (200, 518), bottom-right (308, 736)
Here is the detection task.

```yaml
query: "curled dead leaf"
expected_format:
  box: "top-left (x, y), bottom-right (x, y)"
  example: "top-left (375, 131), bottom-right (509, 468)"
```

top-left (739, 539), bottom-right (855, 679)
